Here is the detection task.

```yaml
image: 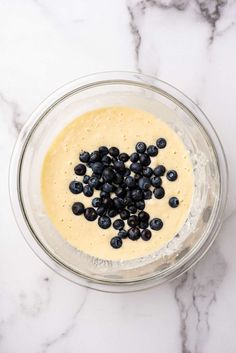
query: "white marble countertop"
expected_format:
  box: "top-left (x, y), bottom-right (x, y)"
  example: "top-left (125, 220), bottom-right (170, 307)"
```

top-left (1, 0), bottom-right (236, 352)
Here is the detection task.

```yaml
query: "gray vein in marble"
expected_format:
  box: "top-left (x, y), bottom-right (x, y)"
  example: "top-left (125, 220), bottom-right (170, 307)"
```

top-left (0, 313), bottom-right (18, 349)
top-left (216, 20), bottom-right (236, 37)
top-left (33, 0), bottom-right (54, 21)
top-left (173, 247), bottom-right (227, 353)
top-left (127, 0), bottom-right (229, 73)
top-left (32, 0), bottom-right (64, 28)
top-left (0, 92), bottom-right (22, 135)
top-left (0, 320), bottom-right (4, 347)
top-left (147, 0), bottom-right (189, 10)
top-left (195, 0), bottom-right (227, 44)
top-left (126, 0), bottom-right (192, 72)
top-left (33, 0), bottom-right (85, 27)
top-left (223, 208), bottom-right (236, 223)
top-left (40, 289), bottom-right (88, 353)
top-left (19, 276), bottom-right (53, 318)
top-left (127, 5), bottom-right (142, 72)
top-left (174, 273), bottom-right (189, 353)
top-left (0, 276), bottom-right (54, 349)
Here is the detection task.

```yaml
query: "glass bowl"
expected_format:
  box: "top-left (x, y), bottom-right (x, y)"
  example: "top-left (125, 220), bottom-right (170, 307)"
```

top-left (9, 71), bottom-right (228, 292)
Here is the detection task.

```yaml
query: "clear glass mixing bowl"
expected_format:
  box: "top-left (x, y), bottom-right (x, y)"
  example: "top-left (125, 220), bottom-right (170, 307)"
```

top-left (9, 72), bottom-right (228, 292)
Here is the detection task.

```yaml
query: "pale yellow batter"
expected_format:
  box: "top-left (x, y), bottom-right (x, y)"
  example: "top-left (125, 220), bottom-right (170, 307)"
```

top-left (42, 107), bottom-right (194, 260)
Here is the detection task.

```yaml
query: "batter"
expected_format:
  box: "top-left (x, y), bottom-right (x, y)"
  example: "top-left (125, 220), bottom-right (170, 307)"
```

top-left (41, 107), bottom-right (194, 260)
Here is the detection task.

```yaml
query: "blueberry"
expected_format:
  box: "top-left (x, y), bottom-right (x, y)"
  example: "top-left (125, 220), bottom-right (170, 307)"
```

top-left (83, 175), bottom-right (90, 184)
top-left (125, 176), bottom-right (136, 189)
top-left (128, 227), bottom-right (141, 241)
top-left (151, 176), bottom-right (162, 188)
top-left (127, 215), bottom-right (139, 227)
top-left (138, 177), bottom-right (151, 190)
top-left (72, 202), bottom-right (84, 215)
top-left (114, 172), bottom-right (123, 185)
top-left (114, 160), bottom-right (125, 172)
top-left (139, 153), bottom-right (151, 167)
top-left (156, 138), bottom-right (167, 149)
top-left (123, 168), bottom-right (131, 177)
top-left (94, 181), bottom-right (102, 190)
top-left (154, 187), bottom-right (165, 199)
top-left (108, 209), bottom-right (118, 218)
top-left (79, 151), bottom-right (90, 163)
top-left (154, 165), bottom-right (166, 177)
top-left (102, 197), bottom-right (114, 209)
top-left (111, 157), bottom-right (118, 164)
top-left (97, 206), bottom-right (107, 216)
top-left (134, 174), bottom-right (141, 182)
top-left (99, 146), bottom-right (109, 156)
top-left (143, 167), bottom-right (153, 177)
top-left (91, 172), bottom-right (100, 178)
top-left (136, 200), bottom-right (145, 210)
top-left (69, 181), bottom-right (83, 194)
top-left (169, 197), bottom-right (179, 208)
top-left (84, 207), bottom-right (97, 221)
top-left (74, 163), bottom-right (86, 176)
top-left (102, 155), bottom-right (112, 165)
top-left (109, 147), bottom-right (119, 157)
top-left (124, 197), bottom-right (133, 207)
top-left (113, 197), bottom-right (125, 210)
top-left (103, 167), bottom-right (115, 182)
top-left (139, 220), bottom-right (149, 229)
top-left (118, 181), bottom-right (125, 190)
top-left (100, 191), bottom-right (110, 198)
top-left (166, 170), bottom-right (178, 181)
top-left (102, 183), bottom-right (114, 193)
top-left (122, 182), bottom-right (128, 190)
top-left (141, 229), bottom-right (152, 241)
top-left (130, 152), bottom-right (139, 162)
top-left (130, 162), bottom-right (142, 174)
top-left (147, 145), bottom-right (158, 157)
top-left (92, 197), bottom-right (102, 208)
top-left (150, 218), bottom-right (163, 231)
top-left (110, 236), bottom-right (122, 249)
top-left (138, 211), bottom-right (150, 221)
top-left (115, 187), bottom-right (126, 198)
top-left (91, 162), bottom-right (104, 174)
top-left (143, 190), bottom-right (152, 200)
top-left (83, 185), bottom-right (94, 197)
top-left (90, 151), bottom-right (100, 162)
top-left (136, 142), bottom-right (146, 153)
top-left (131, 189), bottom-right (143, 201)
top-left (120, 209), bottom-right (130, 220)
top-left (98, 216), bottom-right (111, 229)
top-left (118, 230), bottom-right (128, 239)
top-left (88, 176), bottom-right (100, 188)
top-left (126, 190), bottom-right (132, 199)
top-left (119, 153), bottom-right (129, 162)
top-left (113, 219), bottom-right (125, 230)
top-left (128, 205), bottom-right (137, 214)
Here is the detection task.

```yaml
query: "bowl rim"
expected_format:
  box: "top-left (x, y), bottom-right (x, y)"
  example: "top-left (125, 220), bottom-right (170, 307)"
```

top-left (9, 71), bottom-right (228, 292)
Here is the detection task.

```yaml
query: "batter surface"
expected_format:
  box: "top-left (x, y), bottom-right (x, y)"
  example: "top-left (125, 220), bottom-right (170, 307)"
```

top-left (41, 107), bottom-right (194, 260)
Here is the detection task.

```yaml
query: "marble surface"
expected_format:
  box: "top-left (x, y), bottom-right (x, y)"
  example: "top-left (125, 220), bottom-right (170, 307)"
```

top-left (1, 0), bottom-right (236, 352)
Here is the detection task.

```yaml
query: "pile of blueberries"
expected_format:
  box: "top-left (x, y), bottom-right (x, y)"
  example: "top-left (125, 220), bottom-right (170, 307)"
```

top-left (69, 138), bottom-right (179, 249)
